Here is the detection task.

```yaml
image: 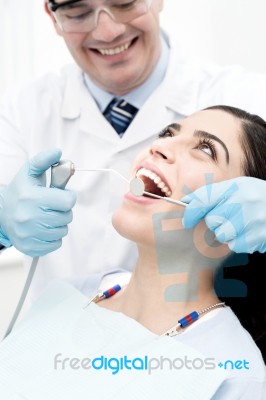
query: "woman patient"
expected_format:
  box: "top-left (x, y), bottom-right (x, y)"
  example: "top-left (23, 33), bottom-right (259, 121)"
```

top-left (0, 105), bottom-right (265, 399)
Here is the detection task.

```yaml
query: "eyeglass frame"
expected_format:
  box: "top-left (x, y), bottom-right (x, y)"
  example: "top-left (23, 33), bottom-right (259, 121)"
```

top-left (48, 0), bottom-right (154, 33)
top-left (48, 0), bottom-right (153, 14)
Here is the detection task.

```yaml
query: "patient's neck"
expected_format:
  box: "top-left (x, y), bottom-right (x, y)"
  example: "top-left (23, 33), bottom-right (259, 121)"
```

top-left (101, 242), bottom-right (223, 335)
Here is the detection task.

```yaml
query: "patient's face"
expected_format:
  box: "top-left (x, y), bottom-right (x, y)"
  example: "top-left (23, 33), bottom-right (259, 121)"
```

top-left (112, 109), bottom-right (244, 243)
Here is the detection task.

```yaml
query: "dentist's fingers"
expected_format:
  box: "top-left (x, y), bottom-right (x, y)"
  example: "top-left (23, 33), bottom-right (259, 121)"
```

top-left (28, 149), bottom-right (62, 178)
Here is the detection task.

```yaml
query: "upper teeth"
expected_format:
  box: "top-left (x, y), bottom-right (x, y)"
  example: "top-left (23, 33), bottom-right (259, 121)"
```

top-left (136, 168), bottom-right (172, 197)
top-left (99, 41), bottom-right (131, 55)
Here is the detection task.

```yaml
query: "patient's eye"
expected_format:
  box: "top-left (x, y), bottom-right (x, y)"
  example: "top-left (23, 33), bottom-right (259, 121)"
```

top-left (158, 128), bottom-right (174, 139)
top-left (196, 138), bottom-right (217, 161)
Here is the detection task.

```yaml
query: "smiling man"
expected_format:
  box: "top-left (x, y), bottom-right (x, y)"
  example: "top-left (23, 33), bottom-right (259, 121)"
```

top-left (46, 0), bottom-right (163, 94)
top-left (1, 0), bottom-right (266, 304)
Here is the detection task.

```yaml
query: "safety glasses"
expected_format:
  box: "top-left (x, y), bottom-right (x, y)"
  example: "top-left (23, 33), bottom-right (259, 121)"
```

top-left (48, 0), bottom-right (153, 33)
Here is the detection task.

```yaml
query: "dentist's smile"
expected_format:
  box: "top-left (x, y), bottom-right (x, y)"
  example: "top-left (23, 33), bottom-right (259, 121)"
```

top-left (90, 37), bottom-right (138, 60)
top-left (97, 40), bottom-right (132, 55)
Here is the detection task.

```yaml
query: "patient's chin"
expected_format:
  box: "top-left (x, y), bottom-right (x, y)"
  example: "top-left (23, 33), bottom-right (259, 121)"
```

top-left (112, 207), bottom-right (154, 245)
top-left (112, 207), bottom-right (131, 239)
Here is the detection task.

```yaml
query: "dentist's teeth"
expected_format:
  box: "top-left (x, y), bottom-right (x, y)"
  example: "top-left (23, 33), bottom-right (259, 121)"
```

top-left (135, 167), bottom-right (172, 197)
top-left (99, 41), bottom-right (130, 56)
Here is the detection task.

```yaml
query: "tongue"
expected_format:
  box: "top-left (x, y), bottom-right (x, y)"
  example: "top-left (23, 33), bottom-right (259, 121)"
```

top-left (140, 176), bottom-right (165, 197)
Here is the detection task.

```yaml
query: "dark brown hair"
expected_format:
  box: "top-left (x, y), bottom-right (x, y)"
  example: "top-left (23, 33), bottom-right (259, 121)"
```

top-left (206, 105), bottom-right (266, 361)
top-left (206, 105), bottom-right (266, 179)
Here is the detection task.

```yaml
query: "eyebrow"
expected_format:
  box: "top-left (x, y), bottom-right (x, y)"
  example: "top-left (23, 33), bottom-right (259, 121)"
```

top-left (168, 123), bottom-right (182, 132)
top-left (194, 130), bottom-right (230, 164)
top-left (168, 123), bottom-right (230, 164)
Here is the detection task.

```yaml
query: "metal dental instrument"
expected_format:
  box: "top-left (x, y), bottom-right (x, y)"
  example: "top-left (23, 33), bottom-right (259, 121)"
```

top-left (3, 160), bottom-right (75, 339)
top-left (50, 160), bottom-right (75, 188)
top-left (129, 177), bottom-right (187, 207)
top-left (77, 170), bottom-right (187, 207)
top-left (75, 168), bottom-right (129, 183)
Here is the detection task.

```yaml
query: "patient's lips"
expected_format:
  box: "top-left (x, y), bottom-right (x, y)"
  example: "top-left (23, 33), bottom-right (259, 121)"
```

top-left (135, 167), bottom-right (172, 197)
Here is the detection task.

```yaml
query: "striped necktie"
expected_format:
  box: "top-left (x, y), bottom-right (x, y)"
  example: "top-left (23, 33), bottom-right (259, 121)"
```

top-left (103, 98), bottom-right (138, 137)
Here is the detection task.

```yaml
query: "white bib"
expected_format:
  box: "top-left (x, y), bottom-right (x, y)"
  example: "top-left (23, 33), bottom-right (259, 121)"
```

top-left (0, 282), bottom-right (226, 399)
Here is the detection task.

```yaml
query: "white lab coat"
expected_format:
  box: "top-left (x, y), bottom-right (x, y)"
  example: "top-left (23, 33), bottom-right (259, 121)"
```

top-left (1, 33), bottom-right (266, 300)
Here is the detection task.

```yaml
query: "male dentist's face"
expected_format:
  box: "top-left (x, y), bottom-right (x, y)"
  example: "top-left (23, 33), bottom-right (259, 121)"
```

top-left (46, 0), bottom-right (163, 96)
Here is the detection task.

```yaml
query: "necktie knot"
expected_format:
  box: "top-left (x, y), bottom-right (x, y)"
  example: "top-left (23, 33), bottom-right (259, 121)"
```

top-left (103, 98), bottom-right (138, 137)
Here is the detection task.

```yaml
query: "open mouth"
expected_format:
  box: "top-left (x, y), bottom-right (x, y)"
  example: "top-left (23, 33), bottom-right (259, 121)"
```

top-left (93, 38), bottom-right (137, 56)
top-left (136, 167), bottom-right (172, 198)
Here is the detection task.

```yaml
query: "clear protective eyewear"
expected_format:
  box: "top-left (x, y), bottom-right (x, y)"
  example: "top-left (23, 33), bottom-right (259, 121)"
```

top-left (48, 0), bottom-right (153, 33)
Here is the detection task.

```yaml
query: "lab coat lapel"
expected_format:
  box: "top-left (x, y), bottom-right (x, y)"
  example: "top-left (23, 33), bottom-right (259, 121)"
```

top-left (118, 97), bottom-right (174, 150)
top-left (61, 64), bottom-right (122, 144)
top-left (79, 103), bottom-right (121, 144)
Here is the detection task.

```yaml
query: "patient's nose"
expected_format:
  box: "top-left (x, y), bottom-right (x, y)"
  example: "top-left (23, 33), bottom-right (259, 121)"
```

top-left (150, 139), bottom-right (175, 163)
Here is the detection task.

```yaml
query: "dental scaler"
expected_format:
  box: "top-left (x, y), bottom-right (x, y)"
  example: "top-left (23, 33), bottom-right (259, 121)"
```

top-left (50, 160), bottom-right (75, 189)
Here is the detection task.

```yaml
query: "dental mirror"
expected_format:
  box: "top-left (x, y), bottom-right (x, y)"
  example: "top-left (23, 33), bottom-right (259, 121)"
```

top-left (129, 177), bottom-right (145, 196)
top-left (129, 177), bottom-right (187, 207)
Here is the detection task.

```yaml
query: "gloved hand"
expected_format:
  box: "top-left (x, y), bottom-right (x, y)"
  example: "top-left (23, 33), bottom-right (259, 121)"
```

top-left (0, 149), bottom-right (76, 257)
top-left (181, 176), bottom-right (266, 254)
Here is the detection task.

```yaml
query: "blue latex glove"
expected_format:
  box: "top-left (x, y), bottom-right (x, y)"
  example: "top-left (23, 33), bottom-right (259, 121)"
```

top-left (0, 149), bottom-right (76, 257)
top-left (181, 176), bottom-right (266, 254)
